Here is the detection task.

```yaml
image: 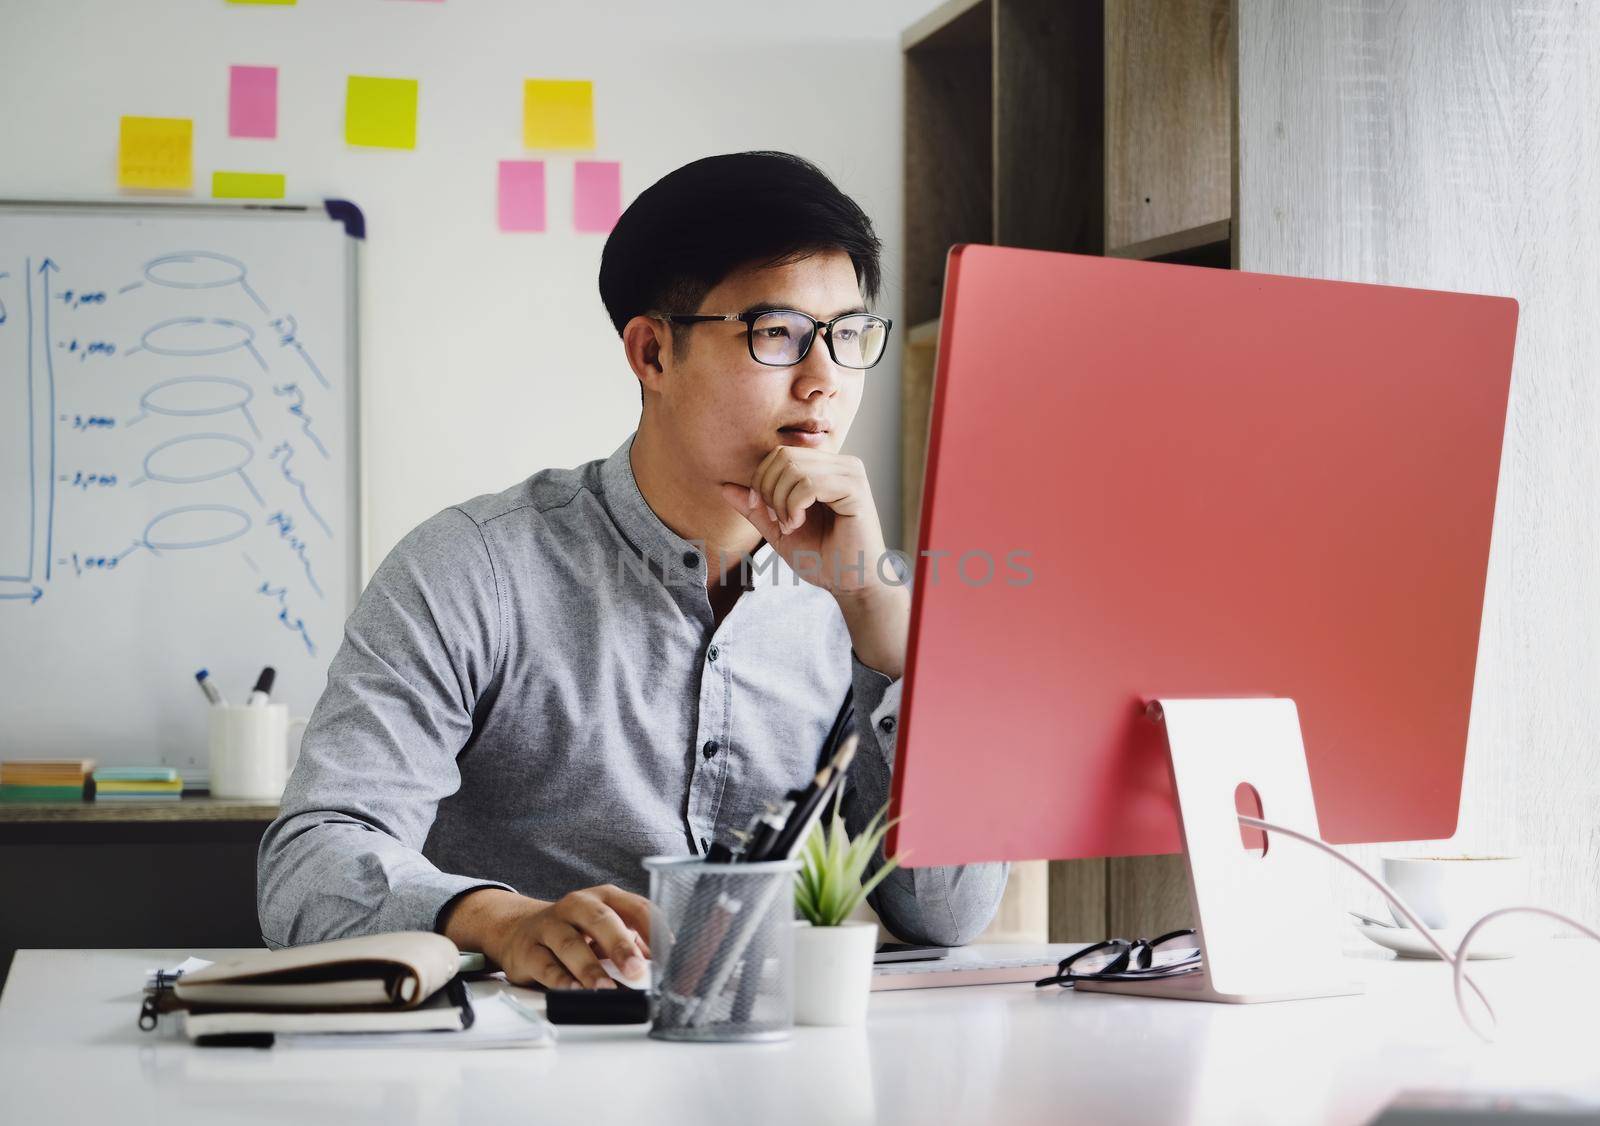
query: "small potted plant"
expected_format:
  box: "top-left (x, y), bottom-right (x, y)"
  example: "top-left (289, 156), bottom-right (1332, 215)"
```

top-left (792, 800), bottom-right (902, 1026)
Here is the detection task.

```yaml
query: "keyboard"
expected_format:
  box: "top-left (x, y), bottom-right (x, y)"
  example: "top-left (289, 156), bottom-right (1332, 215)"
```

top-left (870, 944), bottom-right (1079, 992)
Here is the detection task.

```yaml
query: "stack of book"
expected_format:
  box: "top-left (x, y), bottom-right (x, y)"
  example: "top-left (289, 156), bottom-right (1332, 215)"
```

top-left (139, 933), bottom-right (552, 1048)
top-left (0, 758), bottom-right (96, 803)
top-left (94, 766), bottom-right (183, 802)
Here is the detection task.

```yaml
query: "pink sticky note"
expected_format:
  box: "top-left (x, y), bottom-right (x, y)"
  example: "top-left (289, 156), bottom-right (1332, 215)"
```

top-left (574, 161), bottom-right (621, 233)
top-left (498, 160), bottom-right (546, 232)
top-left (229, 65), bottom-right (278, 139)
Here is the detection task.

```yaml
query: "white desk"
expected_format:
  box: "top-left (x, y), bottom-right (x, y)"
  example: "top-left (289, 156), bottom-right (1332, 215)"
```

top-left (2, 943), bottom-right (1597, 1125)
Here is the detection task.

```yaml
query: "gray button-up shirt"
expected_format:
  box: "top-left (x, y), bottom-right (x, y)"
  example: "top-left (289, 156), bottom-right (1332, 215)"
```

top-left (258, 434), bottom-right (1008, 949)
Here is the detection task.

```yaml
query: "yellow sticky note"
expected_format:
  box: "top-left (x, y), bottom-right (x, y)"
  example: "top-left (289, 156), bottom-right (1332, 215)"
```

top-left (523, 79), bottom-right (594, 150)
top-left (345, 76), bottom-right (418, 149)
top-left (212, 171), bottom-right (286, 199)
top-left (118, 116), bottom-right (193, 190)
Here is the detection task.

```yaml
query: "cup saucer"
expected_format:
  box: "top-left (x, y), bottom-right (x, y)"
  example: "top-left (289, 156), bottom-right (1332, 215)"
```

top-left (1355, 923), bottom-right (1517, 960)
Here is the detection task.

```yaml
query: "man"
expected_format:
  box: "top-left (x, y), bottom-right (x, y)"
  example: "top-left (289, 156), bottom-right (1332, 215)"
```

top-left (258, 151), bottom-right (1008, 991)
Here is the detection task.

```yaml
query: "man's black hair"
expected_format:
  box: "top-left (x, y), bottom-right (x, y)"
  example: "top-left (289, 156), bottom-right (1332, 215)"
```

top-left (598, 151), bottom-right (883, 344)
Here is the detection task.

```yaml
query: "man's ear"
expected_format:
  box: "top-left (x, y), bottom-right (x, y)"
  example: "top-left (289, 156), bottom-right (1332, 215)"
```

top-left (622, 314), bottom-right (670, 397)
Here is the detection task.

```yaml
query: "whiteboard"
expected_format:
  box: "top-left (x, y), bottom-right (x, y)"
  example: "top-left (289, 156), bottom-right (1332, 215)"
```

top-left (0, 201), bottom-right (361, 777)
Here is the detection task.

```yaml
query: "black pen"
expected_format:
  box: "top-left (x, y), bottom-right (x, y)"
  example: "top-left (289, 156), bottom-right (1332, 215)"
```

top-left (766, 735), bottom-right (859, 861)
top-left (814, 689), bottom-right (855, 771)
top-left (740, 799), bottom-right (792, 863)
top-left (739, 694), bottom-right (853, 865)
top-left (247, 666), bottom-right (276, 707)
top-left (747, 761), bottom-right (832, 864)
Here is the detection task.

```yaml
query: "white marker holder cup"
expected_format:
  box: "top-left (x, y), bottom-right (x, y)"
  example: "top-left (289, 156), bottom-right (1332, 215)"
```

top-left (207, 703), bottom-right (308, 801)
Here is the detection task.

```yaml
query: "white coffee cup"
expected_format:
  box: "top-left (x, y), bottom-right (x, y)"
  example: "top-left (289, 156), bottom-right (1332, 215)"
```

top-left (207, 704), bottom-right (307, 800)
top-left (1381, 855), bottom-right (1526, 930)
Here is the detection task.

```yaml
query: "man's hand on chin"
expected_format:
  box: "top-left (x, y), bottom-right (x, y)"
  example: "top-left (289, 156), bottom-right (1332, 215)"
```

top-left (718, 446), bottom-right (911, 679)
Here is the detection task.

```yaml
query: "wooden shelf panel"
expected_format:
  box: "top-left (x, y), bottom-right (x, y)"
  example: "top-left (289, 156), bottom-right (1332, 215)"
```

top-left (902, 0), bottom-right (990, 52)
top-left (996, 0), bottom-right (1104, 254)
top-left (901, 319), bottom-right (943, 550)
top-left (0, 797), bottom-right (279, 824)
top-left (905, 17), bottom-right (993, 326)
top-left (1107, 219), bottom-right (1232, 263)
top-left (906, 317), bottom-right (942, 347)
top-left (1104, 0), bottom-right (1234, 252)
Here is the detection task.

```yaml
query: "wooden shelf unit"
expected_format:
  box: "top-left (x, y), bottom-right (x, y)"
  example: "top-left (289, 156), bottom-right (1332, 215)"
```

top-left (900, 0), bottom-right (1237, 943)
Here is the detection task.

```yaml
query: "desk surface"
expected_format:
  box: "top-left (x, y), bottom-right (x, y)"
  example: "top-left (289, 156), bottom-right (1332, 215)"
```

top-left (3, 944), bottom-right (1597, 1126)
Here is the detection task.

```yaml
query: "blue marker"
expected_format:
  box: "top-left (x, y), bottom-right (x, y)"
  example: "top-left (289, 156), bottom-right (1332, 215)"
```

top-left (194, 669), bottom-right (228, 707)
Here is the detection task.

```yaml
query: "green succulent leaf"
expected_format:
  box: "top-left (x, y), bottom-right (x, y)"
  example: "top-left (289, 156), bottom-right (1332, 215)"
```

top-left (792, 799), bottom-right (905, 927)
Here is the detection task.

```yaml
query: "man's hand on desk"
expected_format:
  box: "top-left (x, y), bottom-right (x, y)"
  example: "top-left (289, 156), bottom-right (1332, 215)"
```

top-left (440, 885), bottom-right (651, 991)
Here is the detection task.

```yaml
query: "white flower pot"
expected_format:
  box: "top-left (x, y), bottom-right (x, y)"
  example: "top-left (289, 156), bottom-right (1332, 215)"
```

top-left (793, 920), bottom-right (877, 1026)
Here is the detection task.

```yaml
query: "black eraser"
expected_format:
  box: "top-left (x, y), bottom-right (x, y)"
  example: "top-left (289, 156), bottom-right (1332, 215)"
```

top-left (544, 987), bottom-right (650, 1025)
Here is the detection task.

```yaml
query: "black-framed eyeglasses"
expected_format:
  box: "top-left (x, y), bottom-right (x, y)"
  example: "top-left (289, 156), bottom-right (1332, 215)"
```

top-left (656, 308), bottom-right (893, 370)
top-left (1034, 928), bottom-right (1201, 988)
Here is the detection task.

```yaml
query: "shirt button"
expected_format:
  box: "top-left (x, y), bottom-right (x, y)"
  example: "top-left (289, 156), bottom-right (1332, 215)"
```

top-left (878, 716), bottom-right (896, 735)
top-left (707, 645), bottom-right (719, 663)
top-left (702, 740), bottom-right (720, 760)
top-left (682, 550), bottom-right (699, 568)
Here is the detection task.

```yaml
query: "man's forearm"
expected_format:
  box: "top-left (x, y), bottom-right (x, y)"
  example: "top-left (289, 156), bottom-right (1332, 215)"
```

top-left (869, 860), bottom-right (1011, 947)
top-left (439, 887), bottom-right (547, 953)
top-left (256, 805), bottom-right (516, 948)
top-left (836, 581), bottom-right (911, 679)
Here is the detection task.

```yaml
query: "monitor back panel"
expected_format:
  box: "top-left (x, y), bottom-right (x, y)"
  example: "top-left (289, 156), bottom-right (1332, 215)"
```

top-left (890, 246), bottom-right (1518, 866)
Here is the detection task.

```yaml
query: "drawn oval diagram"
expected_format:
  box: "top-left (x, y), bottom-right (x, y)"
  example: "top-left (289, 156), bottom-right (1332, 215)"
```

top-left (143, 505), bottom-right (253, 552)
top-left (143, 433), bottom-right (254, 485)
top-left (140, 375), bottom-right (253, 418)
top-left (141, 317), bottom-right (255, 357)
top-left (144, 252), bottom-right (247, 290)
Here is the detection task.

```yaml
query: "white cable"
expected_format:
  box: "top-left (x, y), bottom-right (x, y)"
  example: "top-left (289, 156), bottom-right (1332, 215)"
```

top-left (1450, 906), bottom-right (1600, 1039)
top-left (1238, 814), bottom-right (1600, 1041)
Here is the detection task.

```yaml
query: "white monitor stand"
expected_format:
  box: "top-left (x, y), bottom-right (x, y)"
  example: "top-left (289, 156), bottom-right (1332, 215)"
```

top-left (1075, 697), bottom-right (1363, 1004)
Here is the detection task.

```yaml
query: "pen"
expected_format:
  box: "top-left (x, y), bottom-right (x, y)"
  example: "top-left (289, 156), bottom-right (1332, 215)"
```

top-left (815, 689), bottom-right (855, 771)
top-left (247, 666), bottom-right (276, 707)
top-left (740, 799), bottom-right (793, 863)
top-left (747, 767), bottom-right (830, 864)
top-left (661, 890), bottom-right (743, 1026)
top-left (687, 873), bottom-right (788, 1027)
top-left (194, 669), bottom-right (227, 708)
top-left (763, 735), bottom-right (859, 862)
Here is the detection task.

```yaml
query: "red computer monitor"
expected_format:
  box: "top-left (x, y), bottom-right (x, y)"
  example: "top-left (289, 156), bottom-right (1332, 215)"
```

top-left (887, 246), bottom-right (1518, 867)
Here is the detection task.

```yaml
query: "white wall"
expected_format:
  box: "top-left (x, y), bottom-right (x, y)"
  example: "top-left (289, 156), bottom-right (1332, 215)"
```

top-left (0, 0), bottom-right (937, 566)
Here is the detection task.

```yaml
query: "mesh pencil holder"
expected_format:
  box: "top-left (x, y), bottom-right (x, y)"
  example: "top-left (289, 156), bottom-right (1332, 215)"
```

top-left (644, 855), bottom-right (800, 1043)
